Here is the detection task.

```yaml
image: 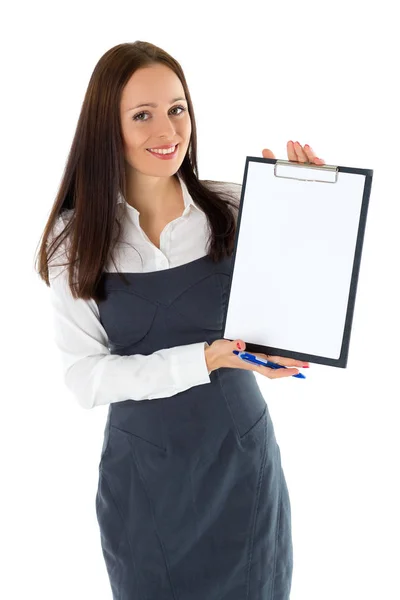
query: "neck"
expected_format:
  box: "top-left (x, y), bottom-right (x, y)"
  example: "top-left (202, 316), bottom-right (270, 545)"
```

top-left (125, 173), bottom-right (182, 219)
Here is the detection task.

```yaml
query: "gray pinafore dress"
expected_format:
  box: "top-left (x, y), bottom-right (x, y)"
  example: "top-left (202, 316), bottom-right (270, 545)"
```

top-left (95, 253), bottom-right (293, 599)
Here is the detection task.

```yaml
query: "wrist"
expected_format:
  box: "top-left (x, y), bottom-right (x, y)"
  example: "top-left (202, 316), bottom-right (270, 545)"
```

top-left (204, 343), bottom-right (215, 374)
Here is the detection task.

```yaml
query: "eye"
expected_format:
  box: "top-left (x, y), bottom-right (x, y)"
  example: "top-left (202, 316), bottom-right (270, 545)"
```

top-left (132, 105), bottom-right (186, 122)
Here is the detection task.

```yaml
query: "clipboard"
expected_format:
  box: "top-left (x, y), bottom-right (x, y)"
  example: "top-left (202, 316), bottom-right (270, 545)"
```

top-left (222, 156), bottom-right (373, 368)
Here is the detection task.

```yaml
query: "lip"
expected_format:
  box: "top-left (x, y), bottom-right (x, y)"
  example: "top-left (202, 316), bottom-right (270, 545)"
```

top-left (146, 144), bottom-right (179, 159)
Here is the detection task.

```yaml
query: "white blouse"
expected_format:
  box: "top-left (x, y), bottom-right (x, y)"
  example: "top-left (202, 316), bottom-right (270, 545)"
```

top-left (48, 175), bottom-right (241, 409)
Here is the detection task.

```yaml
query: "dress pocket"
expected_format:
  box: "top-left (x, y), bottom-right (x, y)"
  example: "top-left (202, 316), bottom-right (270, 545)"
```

top-left (239, 405), bottom-right (267, 444)
top-left (217, 369), bottom-right (268, 446)
top-left (107, 399), bottom-right (167, 453)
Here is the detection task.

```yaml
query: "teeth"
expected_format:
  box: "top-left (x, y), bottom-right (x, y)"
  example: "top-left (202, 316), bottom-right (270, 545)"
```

top-left (148, 145), bottom-right (177, 155)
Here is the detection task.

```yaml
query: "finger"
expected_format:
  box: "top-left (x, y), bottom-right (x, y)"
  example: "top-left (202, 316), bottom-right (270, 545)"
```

top-left (304, 144), bottom-right (325, 165)
top-left (265, 355), bottom-right (308, 367)
top-left (262, 148), bottom-right (276, 159)
top-left (265, 366), bottom-right (300, 379)
top-left (287, 140), bottom-right (297, 161)
top-left (303, 144), bottom-right (316, 162)
top-left (293, 141), bottom-right (308, 163)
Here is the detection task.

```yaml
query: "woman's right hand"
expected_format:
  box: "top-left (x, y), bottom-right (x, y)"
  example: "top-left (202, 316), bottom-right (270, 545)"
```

top-left (205, 339), bottom-right (308, 379)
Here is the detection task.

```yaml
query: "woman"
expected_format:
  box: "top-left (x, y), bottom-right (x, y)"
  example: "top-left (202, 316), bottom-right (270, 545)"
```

top-left (35, 41), bottom-right (324, 599)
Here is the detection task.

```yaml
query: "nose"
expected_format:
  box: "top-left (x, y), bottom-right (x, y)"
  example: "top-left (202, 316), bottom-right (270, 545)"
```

top-left (151, 114), bottom-right (177, 139)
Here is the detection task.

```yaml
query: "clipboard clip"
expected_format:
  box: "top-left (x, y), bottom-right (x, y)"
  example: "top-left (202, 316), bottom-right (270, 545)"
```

top-left (274, 159), bottom-right (338, 183)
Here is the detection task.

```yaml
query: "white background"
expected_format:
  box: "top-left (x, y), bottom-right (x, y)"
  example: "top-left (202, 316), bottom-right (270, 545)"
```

top-left (2, 1), bottom-right (399, 598)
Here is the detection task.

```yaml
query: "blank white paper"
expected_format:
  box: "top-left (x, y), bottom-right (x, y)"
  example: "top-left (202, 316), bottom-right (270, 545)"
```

top-left (223, 160), bottom-right (366, 360)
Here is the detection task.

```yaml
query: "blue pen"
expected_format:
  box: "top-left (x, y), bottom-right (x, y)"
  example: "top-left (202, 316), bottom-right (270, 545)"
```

top-left (232, 350), bottom-right (306, 379)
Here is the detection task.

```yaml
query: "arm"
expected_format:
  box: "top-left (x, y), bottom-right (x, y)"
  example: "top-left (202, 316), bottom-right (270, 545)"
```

top-left (48, 272), bottom-right (211, 410)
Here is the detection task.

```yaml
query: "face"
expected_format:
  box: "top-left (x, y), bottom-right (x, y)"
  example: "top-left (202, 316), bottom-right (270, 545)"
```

top-left (120, 63), bottom-right (192, 180)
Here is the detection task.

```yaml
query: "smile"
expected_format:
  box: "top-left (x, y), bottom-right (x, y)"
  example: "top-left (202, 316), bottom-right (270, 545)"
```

top-left (146, 144), bottom-right (179, 159)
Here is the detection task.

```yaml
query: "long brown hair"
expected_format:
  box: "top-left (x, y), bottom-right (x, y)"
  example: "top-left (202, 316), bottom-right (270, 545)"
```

top-left (34, 41), bottom-right (239, 304)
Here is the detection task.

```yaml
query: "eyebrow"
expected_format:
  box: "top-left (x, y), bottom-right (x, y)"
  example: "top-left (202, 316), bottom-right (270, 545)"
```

top-left (127, 97), bottom-right (187, 111)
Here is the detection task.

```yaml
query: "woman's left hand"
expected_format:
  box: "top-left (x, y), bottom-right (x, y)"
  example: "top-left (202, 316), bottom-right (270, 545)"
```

top-left (262, 141), bottom-right (325, 164)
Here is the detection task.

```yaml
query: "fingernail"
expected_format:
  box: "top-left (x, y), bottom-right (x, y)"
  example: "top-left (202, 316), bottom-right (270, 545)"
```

top-left (303, 365), bottom-right (310, 368)
top-left (237, 342), bottom-right (242, 349)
